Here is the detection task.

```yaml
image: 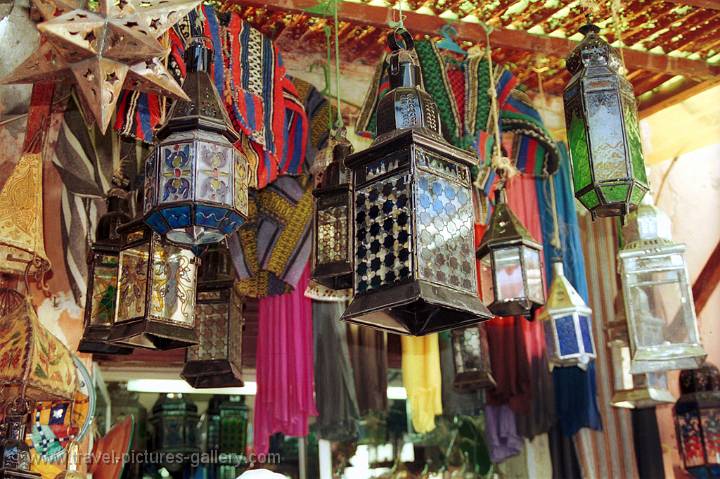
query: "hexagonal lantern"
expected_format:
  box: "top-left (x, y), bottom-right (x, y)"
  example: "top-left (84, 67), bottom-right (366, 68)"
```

top-left (339, 30), bottom-right (492, 335)
top-left (563, 24), bottom-right (648, 219)
top-left (143, 39), bottom-right (249, 246)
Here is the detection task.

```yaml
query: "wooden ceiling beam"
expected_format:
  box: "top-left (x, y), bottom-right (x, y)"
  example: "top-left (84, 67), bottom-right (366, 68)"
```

top-left (229, 0), bottom-right (720, 80)
top-left (664, 0), bottom-right (720, 10)
top-left (638, 76), bottom-right (720, 117)
top-left (693, 240), bottom-right (720, 315)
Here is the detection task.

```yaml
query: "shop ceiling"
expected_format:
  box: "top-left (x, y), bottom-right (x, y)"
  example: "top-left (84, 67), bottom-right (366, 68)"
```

top-left (227, 0), bottom-right (720, 118)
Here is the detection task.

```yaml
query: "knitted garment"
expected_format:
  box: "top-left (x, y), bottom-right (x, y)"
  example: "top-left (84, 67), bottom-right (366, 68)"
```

top-left (401, 334), bottom-right (443, 434)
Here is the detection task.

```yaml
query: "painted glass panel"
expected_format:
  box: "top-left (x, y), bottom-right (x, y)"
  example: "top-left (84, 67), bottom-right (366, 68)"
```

top-left (586, 90), bottom-right (628, 182)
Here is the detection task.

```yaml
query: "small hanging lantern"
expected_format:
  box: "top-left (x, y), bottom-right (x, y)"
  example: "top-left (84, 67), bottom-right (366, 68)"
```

top-left (477, 187), bottom-right (545, 317)
top-left (181, 243), bottom-right (244, 388)
top-left (78, 187), bottom-right (132, 355)
top-left (109, 219), bottom-right (199, 350)
top-left (218, 396), bottom-right (249, 454)
top-left (0, 399), bottom-right (40, 479)
top-left (143, 39), bottom-right (249, 246)
top-left (618, 197), bottom-right (705, 374)
top-left (312, 133), bottom-right (354, 290)
top-left (340, 29), bottom-right (491, 335)
top-left (451, 324), bottom-right (495, 391)
top-left (674, 363), bottom-right (720, 478)
top-left (149, 393), bottom-right (200, 473)
top-left (563, 24), bottom-right (648, 219)
top-left (539, 260), bottom-right (595, 369)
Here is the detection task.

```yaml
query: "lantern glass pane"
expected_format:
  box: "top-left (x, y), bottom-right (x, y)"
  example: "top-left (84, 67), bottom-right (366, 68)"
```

top-left (90, 253), bottom-right (119, 326)
top-left (568, 113), bottom-right (592, 193)
top-left (453, 327), bottom-right (482, 373)
top-left (187, 298), bottom-right (229, 361)
top-left (701, 408), bottom-right (720, 465)
top-left (586, 90), bottom-right (628, 182)
top-left (229, 295), bottom-right (243, 367)
top-left (480, 254), bottom-right (495, 304)
top-left (318, 204), bottom-right (348, 264)
top-left (556, 315), bottom-right (580, 355)
top-left (601, 184), bottom-right (629, 203)
top-left (149, 241), bottom-right (196, 327)
top-left (622, 95), bottom-right (648, 185)
top-left (579, 190), bottom-right (600, 210)
top-left (494, 247), bottom-right (524, 301)
top-left (196, 142), bottom-right (234, 205)
top-left (678, 410), bottom-right (705, 467)
top-left (117, 245), bottom-right (150, 322)
top-left (160, 142), bottom-right (195, 204)
top-left (579, 315), bottom-right (594, 354)
top-left (544, 320), bottom-right (557, 359)
top-left (523, 247), bottom-right (543, 303)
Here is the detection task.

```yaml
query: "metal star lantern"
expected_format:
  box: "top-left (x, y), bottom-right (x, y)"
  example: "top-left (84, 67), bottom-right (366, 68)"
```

top-left (1, 0), bottom-right (201, 133)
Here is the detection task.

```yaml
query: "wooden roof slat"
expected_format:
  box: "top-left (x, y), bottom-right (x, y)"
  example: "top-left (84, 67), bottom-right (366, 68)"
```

top-left (665, 0), bottom-right (720, 10)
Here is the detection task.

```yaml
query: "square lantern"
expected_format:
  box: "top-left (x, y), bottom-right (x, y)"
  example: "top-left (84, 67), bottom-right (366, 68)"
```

top-left (477, 188), bottom-right (545, 317)
top-left (312, 137), bottom-right (354, 290)
top-left (563, 24), bottom-right (648, 219)
top-left (0, 399), bottom-right (40, 479)
top-left (109, 219), bottom-right (199, 350)
top-left (540, 261), bottom-right (595, 369)
top-left (339, 30), bottom-right (491, 335)
top-left (143, 40), bottom-right (249, 247)
top-left (78, 193), bottom-right (133, 355)
top-left (674, 364), bottom-right (720, 478)
top-left (181, 244), bottom-right (244, 388)
top-left (149, 394), bottom-right (200, 474)
top-left (608, 337), bottom-right (674, 409)
top-left (451, 324), bottom-right (495, 391)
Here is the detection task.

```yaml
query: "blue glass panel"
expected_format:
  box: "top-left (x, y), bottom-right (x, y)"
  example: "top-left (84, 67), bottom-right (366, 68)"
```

top-left (220, 211), bottom-right (245, 235)
top-left (544, 320), bottom-right (556, 359)
top-left (145, 211), bottom-right (169, 234)
top-left (579, 315), bottom-right (594, 354)
top-left (195, 205), bottom-right (228, 229)
top-left (161, 205), bottom-right (192, 229)
top-left (556, 315), bottom-right (580, 356)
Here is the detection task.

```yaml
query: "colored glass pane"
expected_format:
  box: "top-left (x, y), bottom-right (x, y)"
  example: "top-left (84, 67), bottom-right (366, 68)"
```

top-left (586, 90), bottom-right (627, 182)
top-left (568, 113), bottom-right (591, 193)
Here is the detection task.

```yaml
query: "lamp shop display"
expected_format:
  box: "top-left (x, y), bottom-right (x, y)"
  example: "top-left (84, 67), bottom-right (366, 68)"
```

top-left (563, 24), bottom-right (648, 219)
top-left (339, 29), bottom-right (491, 335)
top-left (143, 39), bottom-right (249, 247)
top-left (451, 324), bottom-right (496, 391)
top-left (477, 186), bottom-right (545, 317)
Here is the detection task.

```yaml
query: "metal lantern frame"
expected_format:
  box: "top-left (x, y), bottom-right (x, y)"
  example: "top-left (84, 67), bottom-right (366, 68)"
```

top-left (451, 324), bottom-right (496, 391)
top-left (0, 399), bottom-right (39, 479)
top-left (109, 219), bottom-right (199, 350)
top-left (563, 24), bottom-right (648, 219)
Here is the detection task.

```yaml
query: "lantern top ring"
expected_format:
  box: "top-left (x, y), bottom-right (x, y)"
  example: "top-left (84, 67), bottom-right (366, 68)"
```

top-left (388, 28), bottom-right (414, 52)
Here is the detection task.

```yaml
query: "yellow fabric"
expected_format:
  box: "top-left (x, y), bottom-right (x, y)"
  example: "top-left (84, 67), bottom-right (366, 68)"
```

top-left (401, 334), bottom-right (442, 433)
top-left (30, 449), bottom-right (63, 479)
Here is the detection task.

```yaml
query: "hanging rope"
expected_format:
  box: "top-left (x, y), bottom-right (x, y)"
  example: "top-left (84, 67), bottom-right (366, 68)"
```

top-left (332, 0), bottom-right (344, 130)
top-left (610, 0), bottom-right (627, 72)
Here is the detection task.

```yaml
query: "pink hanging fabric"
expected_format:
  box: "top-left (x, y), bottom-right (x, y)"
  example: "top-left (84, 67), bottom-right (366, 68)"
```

top-left (254, 264), bottom-right (318, 454)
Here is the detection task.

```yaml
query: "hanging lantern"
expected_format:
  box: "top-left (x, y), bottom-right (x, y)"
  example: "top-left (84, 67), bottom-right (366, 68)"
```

top-left (109, 219), bottom-right (199, 350)
top-left (618, 197), bottom-right (705, 374)
top-left (674, 363), bottom-right (720, 478)
top-left (149, 393), bottom-right (200, 473)
top-left (477, 187), bottom-right (545, 317)
top-left (216, 396), bottom-right (249, 479)
top-left (563, 24), bottom-right (648, 219)
top-left (78, 189), bottom-right (133, 355)
top-left (0, 399), bottom-right (40, 479)
top-left (312, 134), bottom-right (354, 290)
top-left (143, 39), bottom-right (249, 246)
top-left (451, 324), bottom-right (495, 391)
top-left (539, 260), bottom-right (594, 369)
top-left (181, 244), bottom-right (244, 388)
top-left (340, 29), bottom-right (491, 335)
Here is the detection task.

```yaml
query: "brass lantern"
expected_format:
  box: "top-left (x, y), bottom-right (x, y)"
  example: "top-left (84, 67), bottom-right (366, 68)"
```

top-left (0, 399), bottom-right (40, 479)
top-left (181, 244), bottom-right (244, 388)
top-left (539, 260), bottom-right (595, 369)
top-left (340, 29), bottom-right (491, 335)
top-left (674, 363), bottom-right (720, 478)
top-left (149, 394), bottom-right (200, 473)
top-left (477, 187), bottom-right (545, 317)
top-left (143, 39), bottom-right (249, 246)
top-left (78, 189), bottom-right (132, 355)
top-left (563, 24), bottom-right (648, 219)
top-left (451, 324), bottom-right (495, 391)
top-left (109, 219), bottom-right (199, 350)
top-left (312, 134), bottom-right (354, 290)
top-left (618, 197), bottom-right (705, 374)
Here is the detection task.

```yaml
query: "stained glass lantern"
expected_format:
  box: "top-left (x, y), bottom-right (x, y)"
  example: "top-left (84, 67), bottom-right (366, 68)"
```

top-left (563, 24), bottom-right (648, 219)
top-left (149, 393), bottom-right (200, 473)
top-left (477, 187), bottom-right (545, 317)
top-left (181, 244), bottom-right (244, 388)
top-left (216, 396), bottom-right (249, 479)
top-left (109, 219), bottom-right (199, 350)
top-left (143, 39), bottom-right (249, 246)
top-left (451, 324), bottom-right (495, 391)
top-left (312, 135), bottom-right (354, 290)
top-left (78, 190), bottom-right (132, 355)
top-left (618, 197), bottom-right (705, 374)
top-left (340, 29), bottom-right (491, 335)
top-left (539, 260), bottom-right (594, 369)
top-left (674, 363), bottom-right (720, 478)
top-left (0, 399), bottom-right (40, 479)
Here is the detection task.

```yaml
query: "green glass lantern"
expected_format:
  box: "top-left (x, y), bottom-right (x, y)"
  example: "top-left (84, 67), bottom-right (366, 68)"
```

top-left (563, 24), bottom-right (648, 219)
top-left (149, 393), bottom-right (200, 474)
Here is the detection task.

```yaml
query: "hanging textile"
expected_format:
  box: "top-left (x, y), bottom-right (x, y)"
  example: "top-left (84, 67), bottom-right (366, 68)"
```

top-left (484, 404), bottom-right (523, 463)
top-left (253, 264), bottom-right (317, 454)
top-left (438, 331), bottom-right (483, 417)
top-left (401, 334), bottom-right (442, 434)
top-left (346, 325), bottom-right (388, 415)
top-left (535, 145), bottom-right (602, 436)
top-left (291, 78), bottom-right (337, 172)
top-left (312, 301), bottom-right (360, 442)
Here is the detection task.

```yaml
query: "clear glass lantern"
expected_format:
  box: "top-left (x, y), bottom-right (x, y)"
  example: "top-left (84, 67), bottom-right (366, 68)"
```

top-left (181, 244), bottom-right (244, 388)
top-left (563, 24), bottom-right (648, 219)
top-left (477, 187), bottom-right (545, 317)
top-left (674, 363), bottom-right (720, 478)
top-left (451, 324), bottom-right (495, 391)
top-left (618, 198), bottom-right (705, 374)
top-left (109, 219), bottom-right (199, 350)
top-left (540, 261), bottom-right (595, 370)
top-left (78, 190), bottom-right (132, 355)
top-left (312, 134), bottom-right (354, 290)
top-left (149, 393), bottom-right (200, 474)
top-left (0, 399), bottom-right (39, 479)
top-left (340, 30), bottom-right (491, 335)
top-left (143, 40), bottom-right (249, 246)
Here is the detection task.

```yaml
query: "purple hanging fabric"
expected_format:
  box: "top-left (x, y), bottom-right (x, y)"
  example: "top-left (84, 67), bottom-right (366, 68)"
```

top-left (484, 404), bottom-right (524, 463)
